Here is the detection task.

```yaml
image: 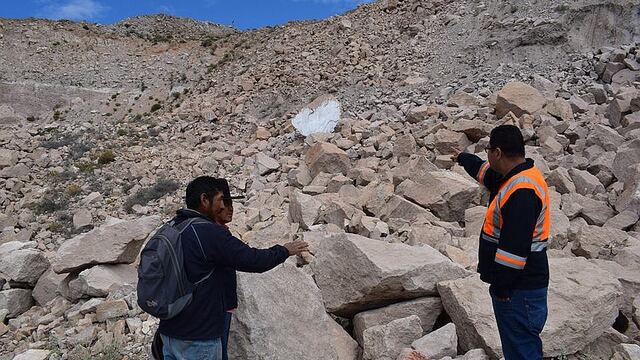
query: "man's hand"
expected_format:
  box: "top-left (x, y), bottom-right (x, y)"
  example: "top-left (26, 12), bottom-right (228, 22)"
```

top-left (284, 240), bottom-right (309, 256)
top-left (450, 149), bottom-right (461, 163)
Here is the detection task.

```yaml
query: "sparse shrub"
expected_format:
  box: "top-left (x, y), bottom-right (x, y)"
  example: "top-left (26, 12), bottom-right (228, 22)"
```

top-left (111, 93), bottom-right (118, 99)
top-left (124, 178), bottom-right (180, 213)
top-left (97, 150), bottom-right (116, 165)
top-left (33, 191), bottom-right (68, 214)
top-left (53, 110), bottom-right (61, 121)
top-left (76, 161), bottom-right (96, 173)
top-left (66, 184), bottom-right (82, 196)
top-left (117, 129), bottom-right (128, 136)
top-left (150, 103), bottom-right (162, 112)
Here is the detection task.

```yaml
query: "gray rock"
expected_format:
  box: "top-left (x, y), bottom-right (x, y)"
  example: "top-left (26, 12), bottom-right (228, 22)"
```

top-left (12, 350), bottom-right (51, 360)
top-left (288, 191), bottom-right (321, 230)
top-left (396, 171), bottom-right (480, 222)
top-left (495, 82), bottom-right (546, 118)
top-left (410, 322), bottom-right (457, 359)
top-left (547, 167), bottom-right (576, 194)
top-left (53, 215), bottom-right (160, 273)
top-left (605, 210), bottom-right (640, 231)
top-left (305, 142), bottom-right (350, 177)
top-left (464, 206), bottom-right (486, 238)
top-left (569, 168), bottom-right (605, 195)
top-left (0, 149), bottom-right (17, 169)
top-left (72, 208), bottom-right (92, 229)
top-left (0, 288), bottom-right (33, 318)
top-left (393, 134), bottom-right (417, 159)
top-left (613, 139), bottom-right (640, 183)
top-left (311, 233), bottom-right (470, 317)
top-left (95, 299), bottom-right (129, 322)
top-left (255, 152), bottom-right (280, 176)
top-left (437, 257), bottom-right (622, 358)
top-left (68, 264), bottom-right (137, 298)
top-left (229, 262), bottom-right (357, 360)
top-left (572, 225), bottom-right (632, 259)
top-left (32, 267), bottom-right (66, 306)
top-left (353, 297), bottom-right (442, 345)
top-left (561, 193), bottom-right (615, 226)
top-left (362, 315), bottom-right (423, 360)
top-left (0, 163), bottom-right (29, 178)
top-left (611, 344), bottom-right (640, 360)
top-left (0, 248), bottom-right (49, 285)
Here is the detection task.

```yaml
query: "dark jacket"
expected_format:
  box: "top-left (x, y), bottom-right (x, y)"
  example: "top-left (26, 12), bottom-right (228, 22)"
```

top-left (457, 153), bottom-right (550, 298)
top-left (158, 208), bottom-right (289, 340)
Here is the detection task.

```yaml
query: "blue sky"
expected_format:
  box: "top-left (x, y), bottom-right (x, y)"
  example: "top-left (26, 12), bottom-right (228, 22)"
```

top-left (0, 0), bottom-right (374, 30)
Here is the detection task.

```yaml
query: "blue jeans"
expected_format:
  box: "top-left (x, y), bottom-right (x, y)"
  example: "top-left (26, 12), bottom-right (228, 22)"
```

top-left (222, 312), bottom-right (232, 360)
top-left (161, 334), bottom-right (222, 360)
top-left (491, 287), bottom-right (548, 360)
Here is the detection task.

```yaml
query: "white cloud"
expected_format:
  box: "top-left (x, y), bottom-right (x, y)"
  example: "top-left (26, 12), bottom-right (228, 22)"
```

top-left (42, 0), bottom-right (107, 21)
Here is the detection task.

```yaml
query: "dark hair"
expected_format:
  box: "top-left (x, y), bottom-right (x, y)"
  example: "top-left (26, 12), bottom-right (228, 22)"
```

top-left (185, 176), bottom-right (223, 210)
top-left (489, 125), bottom-right (525, 158)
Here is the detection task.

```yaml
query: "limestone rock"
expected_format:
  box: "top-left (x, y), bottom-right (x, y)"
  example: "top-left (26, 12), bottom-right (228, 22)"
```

top-left (568, 168), bottom-right (605, 195)
top-left (311, 233), bottom-right (470, 317)
top-left (95, 299), bottom-right (129, 322)
top-left (433, 128), bottom-right (472, 155)
top-left (613, 140), bottom-right (640, 183)
top-left (495, 82), bottom-right (546, 118)
top-left (32, 267), bottom-right (66, 306)
top-left (353, 297), bottom-right (442, 345)
top-left (407, 104), bottom-right (438, 123)
top-left (305, 142), bottom-right (350, 177)
top-left (561, 193), bottom-right (615, 226)
top-left (437, 257), bottom-right (622, 358)
top-left (572, 225), bottom-right (631, 259)
top-left (545, 98), bottom-right (574, 121)
top-left (255, 152), bottom-right (280, 176)
top-left (53, 215), bottom-right (161, 273)
top-left (12, 350), bottom-right (51, 360)
top-left (393, 134), bottom-right (417, 159)
top-left (68, 264), bottom-right (137, 298)
top-left (362, 315), bottom-right (423, 360)
top-left (288, 190), bottom-right (321, 230)
top-left (0, 248), bottom-right (49, 285)
top-left (72, 208), bottom-right (92, 229)
top-left (0, 289), bottom-right (33, 318)
top-left (0, 149), bottom-right (17, 169)
top-left (396, 171), bottom-right (480, 222)
top-left (464, 206), bottom-right (486, 238)
top-left (548, 167), bottom-right (576, 194)
top-left (410, 322), bottom-right (457, 359)
top-left (611, 344), bottom-right (640, 360)
top-left (229, 262), bottom-right (352, 360)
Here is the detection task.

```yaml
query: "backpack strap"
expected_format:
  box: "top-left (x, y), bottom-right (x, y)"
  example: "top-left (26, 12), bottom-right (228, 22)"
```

top-left (175, 217), bottom-right (216, 285)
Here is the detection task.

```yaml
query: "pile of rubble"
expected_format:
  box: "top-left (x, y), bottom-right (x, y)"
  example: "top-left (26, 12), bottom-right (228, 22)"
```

top-left (1, 0), bottom-right (640, 358)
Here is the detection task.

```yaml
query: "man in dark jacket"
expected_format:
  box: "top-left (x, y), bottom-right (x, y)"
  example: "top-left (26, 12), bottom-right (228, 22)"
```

top-left (453, 125), bottom-right (550, 360)
top-left (158, 176), bottom-right (309, 360)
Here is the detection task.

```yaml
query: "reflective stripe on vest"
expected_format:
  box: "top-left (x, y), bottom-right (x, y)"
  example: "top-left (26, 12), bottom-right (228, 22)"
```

top-left (481, 166), bottom-right (551, 252)
top-left (477, 161), bottom-right (490, 184)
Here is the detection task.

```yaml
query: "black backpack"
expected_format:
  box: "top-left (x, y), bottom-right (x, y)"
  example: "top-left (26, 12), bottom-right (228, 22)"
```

top-left (137, 217), bottom-right (213, 320)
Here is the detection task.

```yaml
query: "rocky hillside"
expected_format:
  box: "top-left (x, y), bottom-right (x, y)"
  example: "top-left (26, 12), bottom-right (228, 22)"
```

top-left (1, 0), bottom-right (640, 358)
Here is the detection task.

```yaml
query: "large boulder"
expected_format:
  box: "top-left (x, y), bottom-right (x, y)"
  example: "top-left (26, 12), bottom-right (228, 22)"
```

top-left (612, 139), bottom-right (640, 183)
top-left (229, 262), bottom-right (358, 360)
top-left (437, 257), bottom-right (623, 358)
top-left (362, 315), bottom-right (423, 360)
top-left (396, 171), bottom-right (481, 222)
top-left (254, 152), bottom-right (280, 176)
top-left (353, 297), bottom-right (443, 345)
top-left (561, 193), bottom-right (615, 226)
top-left (52, 216), bottom-right (161, 273)
top-left (305, 142), bottom-right (350, 177)
top-left (0, 149), bottom-right (17, 169)
top-left (32, 267), bottom-right (67, 306)
top-left (410, 322), bottom-right (458, 359)
top-left (0, 248), bottom-right (49, 286)
top-left (0, 288), bottom-right (33, 318)
top-left (12, 350), bottom-right (51, 360)
top-left (311, 233), bottom-right (470, 317)
top-left (572, 225), bottom-right (632, 260)
top-left (68, 264), bottom-right (137, 298)
top-left (288, 191), bottom-right (322, 230)
top-left (495, 82), bottom-right (546, 118)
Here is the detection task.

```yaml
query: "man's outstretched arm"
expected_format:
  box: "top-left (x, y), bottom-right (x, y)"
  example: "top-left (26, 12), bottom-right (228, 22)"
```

top-left (453, 151), bottom-right (502, 190)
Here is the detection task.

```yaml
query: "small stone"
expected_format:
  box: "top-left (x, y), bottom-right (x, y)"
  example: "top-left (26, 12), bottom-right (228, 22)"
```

top-left (95, 299), bottom-right (129, 322)
top-left (255, 152), bottom-right (280, 176)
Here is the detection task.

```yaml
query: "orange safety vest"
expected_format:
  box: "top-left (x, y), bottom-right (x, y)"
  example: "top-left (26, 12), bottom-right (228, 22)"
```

top-left (479, 163), bottom-right (551, 269)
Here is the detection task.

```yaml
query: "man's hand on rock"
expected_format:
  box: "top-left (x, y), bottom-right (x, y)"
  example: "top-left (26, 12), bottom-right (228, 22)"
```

top-left (284, 240), bottom-right (310, 256)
